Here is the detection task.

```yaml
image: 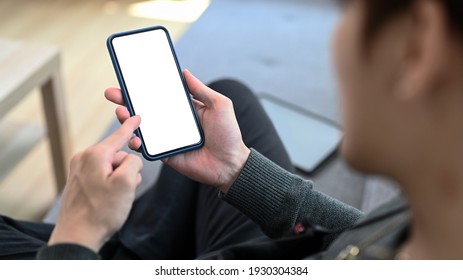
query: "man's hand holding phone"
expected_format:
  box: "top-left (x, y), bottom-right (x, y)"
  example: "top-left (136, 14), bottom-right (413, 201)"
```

top-left (105, 70), bottom-right (250, 193)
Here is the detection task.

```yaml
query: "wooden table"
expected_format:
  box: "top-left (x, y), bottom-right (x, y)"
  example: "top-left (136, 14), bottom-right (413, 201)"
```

top-left (0, 38), bottom-right (71, 193)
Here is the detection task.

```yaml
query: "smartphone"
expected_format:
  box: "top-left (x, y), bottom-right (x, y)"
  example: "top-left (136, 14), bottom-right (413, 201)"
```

top-left (107, 26), bottom-right (204, 161)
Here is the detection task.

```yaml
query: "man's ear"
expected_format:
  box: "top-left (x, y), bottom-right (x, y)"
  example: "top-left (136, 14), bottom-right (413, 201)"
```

top-left (398, 0), bottom-right (451, 101)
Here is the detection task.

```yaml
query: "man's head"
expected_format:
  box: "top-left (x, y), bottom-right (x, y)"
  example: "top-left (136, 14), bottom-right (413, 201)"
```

top-left (333, 0), bottom-right (463, 182)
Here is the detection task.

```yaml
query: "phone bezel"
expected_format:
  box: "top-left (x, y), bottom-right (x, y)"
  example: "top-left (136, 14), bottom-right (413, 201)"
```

top-left (107, 25), bottom-right (204, 161)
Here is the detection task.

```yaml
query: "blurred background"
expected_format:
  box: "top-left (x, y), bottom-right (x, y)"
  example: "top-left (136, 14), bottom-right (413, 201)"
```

top-left (0, 0), bottom-right (398, 222)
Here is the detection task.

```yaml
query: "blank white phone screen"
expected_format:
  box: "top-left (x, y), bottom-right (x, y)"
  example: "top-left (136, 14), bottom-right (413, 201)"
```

top-left (111, 29), bottom-right (201, 156)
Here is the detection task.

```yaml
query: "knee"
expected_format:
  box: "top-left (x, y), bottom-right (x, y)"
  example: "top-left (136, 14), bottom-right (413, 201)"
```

top-left (207, 79), bottom-right (259, 108)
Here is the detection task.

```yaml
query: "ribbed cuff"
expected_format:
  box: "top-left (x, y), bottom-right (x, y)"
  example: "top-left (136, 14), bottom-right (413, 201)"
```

top-left (223, 148), bottom-right (313, 237)
top-left (36, 243), bottom-right (100, 260)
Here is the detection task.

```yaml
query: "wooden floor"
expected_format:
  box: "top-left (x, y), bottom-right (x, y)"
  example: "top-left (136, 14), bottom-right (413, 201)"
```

top-left (0, 0), bottom-right (195, 221)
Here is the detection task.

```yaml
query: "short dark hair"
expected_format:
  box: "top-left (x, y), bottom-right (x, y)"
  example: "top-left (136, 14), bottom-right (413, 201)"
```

top-left (354, 0), bottom-right (463, 43)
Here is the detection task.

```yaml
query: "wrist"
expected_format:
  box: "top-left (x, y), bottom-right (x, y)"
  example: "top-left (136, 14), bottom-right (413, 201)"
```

top-left (218, 145), bottom-right (251, 193)
top-left (48, 223), bottom-right (108, 253)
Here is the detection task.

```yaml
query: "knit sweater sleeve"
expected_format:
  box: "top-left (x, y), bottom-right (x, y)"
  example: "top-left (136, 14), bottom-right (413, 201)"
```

top-left (36, 244), bottom-right (100, 260)
top-left (223, 148), bottom-right (363, 238)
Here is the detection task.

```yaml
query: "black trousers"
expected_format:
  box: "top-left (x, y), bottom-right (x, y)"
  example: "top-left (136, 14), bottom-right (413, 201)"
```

top-left (0, 80), bottom-right (293, 260)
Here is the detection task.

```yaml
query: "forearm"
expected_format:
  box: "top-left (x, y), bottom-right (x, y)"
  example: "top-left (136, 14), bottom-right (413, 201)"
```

top-left (223, 149), bottom-right (364, 238)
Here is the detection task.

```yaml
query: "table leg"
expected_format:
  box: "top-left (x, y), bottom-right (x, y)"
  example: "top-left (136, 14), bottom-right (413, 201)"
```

top-left (40, 72), bottom-right (71, 194)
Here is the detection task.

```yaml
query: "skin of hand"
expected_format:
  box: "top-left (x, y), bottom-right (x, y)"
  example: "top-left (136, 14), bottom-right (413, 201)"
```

top-left (104, 70), bottom-right (250, 193)
top-left (48, 116), bottom-right (143, 252)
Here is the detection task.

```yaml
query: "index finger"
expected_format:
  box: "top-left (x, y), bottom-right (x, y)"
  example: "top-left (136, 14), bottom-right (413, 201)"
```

top-left (100, 115), bottom-right (141, 151)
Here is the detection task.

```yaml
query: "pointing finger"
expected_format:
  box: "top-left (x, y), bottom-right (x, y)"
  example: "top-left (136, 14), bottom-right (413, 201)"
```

top-left (100, 115), bottom-right (141, 151)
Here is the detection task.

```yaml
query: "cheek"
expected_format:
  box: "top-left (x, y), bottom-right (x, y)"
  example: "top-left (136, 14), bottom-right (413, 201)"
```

top-left (333, 19), bottom-right (358, 133)
top-left (332, 3), bottom-right (403, 174)
top-left (333, 8), bottom-right (363, 119)
top-left (332, 7), bottom-right (375, 170)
